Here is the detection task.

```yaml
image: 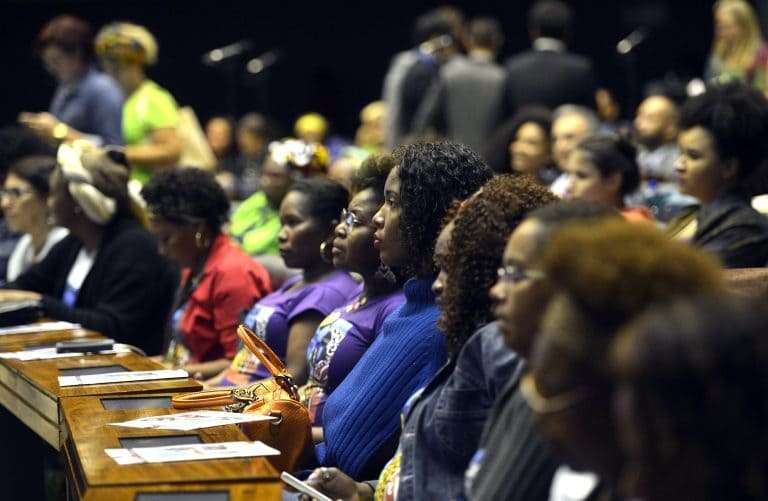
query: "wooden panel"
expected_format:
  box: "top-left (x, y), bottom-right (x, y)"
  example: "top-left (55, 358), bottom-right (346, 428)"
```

top-left (0, 328), bottom-right (103, 352)
top-left (61, 395), bottom-right (281, 501)
top-left (80, 483), bottom-right (282, 501)
top-left (0, 350), bottom-right (201, 449)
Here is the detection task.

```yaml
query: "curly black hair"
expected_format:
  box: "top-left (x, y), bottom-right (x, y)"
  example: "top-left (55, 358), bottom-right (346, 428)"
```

top-left (393, 140), bottom-right (494, 278)
top-left (679, 81), bottom-right (768, 190)
top-left (141, 167), bottom-right (230, 232)
top-left (438, 175), bottom-right (557, 355)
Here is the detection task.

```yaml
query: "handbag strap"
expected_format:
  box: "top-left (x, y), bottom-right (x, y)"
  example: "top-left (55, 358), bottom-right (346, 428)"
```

top-left (172, 389), bottom-right (234, 409)
top-left (236, 324), bottom-right (291, 378)
top-left (236, 324), bottom-right (300, 400)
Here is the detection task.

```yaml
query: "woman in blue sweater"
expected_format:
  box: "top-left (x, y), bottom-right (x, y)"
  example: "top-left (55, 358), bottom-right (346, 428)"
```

top-left (315, 141), bottom-right (493, 478)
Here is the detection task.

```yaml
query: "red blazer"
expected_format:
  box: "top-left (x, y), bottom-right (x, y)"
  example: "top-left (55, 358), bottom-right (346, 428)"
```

top-left (180, 233), bottom-right (271, 362)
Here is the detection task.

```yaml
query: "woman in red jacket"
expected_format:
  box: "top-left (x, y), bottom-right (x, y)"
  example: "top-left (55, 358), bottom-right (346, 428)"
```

top-left (142, 167), bottom-right (271, 379)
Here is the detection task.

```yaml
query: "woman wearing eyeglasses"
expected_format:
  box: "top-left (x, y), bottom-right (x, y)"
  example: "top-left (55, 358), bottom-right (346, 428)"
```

top-left (1, 156), bottom-right (68, 282)
top-left (301, 155), bottom-right (405, 430)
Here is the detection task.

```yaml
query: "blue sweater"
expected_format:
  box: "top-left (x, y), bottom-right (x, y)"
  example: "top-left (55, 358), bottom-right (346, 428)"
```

top-left (316, 277), bottom-right (447, 478)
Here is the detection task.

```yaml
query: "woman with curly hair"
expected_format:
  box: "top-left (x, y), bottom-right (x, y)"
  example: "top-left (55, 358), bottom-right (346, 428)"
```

top-left (141, 168), bottom-right (272, 379)
top-left (314, 141), bottom-right (493, 480)
top-left (523, 219), bottom-right (725, 500)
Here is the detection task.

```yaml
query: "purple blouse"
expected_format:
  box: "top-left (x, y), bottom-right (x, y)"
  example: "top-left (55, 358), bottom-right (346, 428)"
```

top-left (220, 271), bottom-right (358, 386)
top-left (304, 289), bottom-right (405, 424)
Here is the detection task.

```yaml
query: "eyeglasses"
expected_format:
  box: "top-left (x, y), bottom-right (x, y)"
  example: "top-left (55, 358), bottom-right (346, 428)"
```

top-left (496, 264), bottom-right (546, 283)
top-left (0, 188), bottom-right (34, 200)
top-left (519, 373), bottom-right (591, 415)
top-left (340, 208), bottom-right (369, 229)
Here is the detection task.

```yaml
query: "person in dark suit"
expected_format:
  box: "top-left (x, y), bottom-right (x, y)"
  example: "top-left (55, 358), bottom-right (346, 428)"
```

top-left (504, 0), bottom-right (598, 112)
top-left (413, 17), bottom-right (507, 151)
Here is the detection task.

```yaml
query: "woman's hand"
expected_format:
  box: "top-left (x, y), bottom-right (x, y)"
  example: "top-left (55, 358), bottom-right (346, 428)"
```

top-left (0, 289), bottom-right (42, 303)
top-left (302, 467), bottom-right (373, 501)
top-left (18, 112), bottom-right (59, 137)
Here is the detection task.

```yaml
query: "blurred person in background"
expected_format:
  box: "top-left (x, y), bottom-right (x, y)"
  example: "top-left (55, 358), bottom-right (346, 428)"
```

top-left (19, 15), bottom-right (123, 147)
top-left (355, 101), bottom-right (387, 153)
top-left (549, 105), bottom-right (600, 197)
top-left (2, 156), bottom-right (68, 282)
top-left (383, 6), bottom-right (465, 149)
top-left (667, 82), bottom-right (768, 268)
top-left (504, 0), bottom-right (598, 112)
top-left (1, 143), bottom-right (176, 354)
top-left (230, 112), bottom-right (278, 200)
top-left (561, 134), bottom-right (651, 222)
top-left (706, 0), bottom-right (768, 94)
top-left (229, 139), bottom-right (330, 261)
top-left (0, 126), bottom-right (57, 283)
top-left (413, 16), bottom-right (506, 151)
top-left (95, 22), bottom-right (181, 185)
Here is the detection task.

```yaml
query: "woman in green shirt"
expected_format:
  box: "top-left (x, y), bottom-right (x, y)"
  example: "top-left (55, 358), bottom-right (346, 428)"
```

top-left (95, 22), bottom-right (181, 184)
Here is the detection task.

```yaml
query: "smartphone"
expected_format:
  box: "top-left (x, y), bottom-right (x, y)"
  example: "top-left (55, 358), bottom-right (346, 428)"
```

top-left (280, 472), bottom-right (334, 501)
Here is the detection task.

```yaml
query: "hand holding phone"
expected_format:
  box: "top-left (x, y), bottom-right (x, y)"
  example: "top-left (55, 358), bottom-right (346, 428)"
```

top-left (281, 472), bottom-right (334, 501)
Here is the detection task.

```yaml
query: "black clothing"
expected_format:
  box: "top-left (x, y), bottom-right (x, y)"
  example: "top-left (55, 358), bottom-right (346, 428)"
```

top-left (8, 217), bottom-right (177, 354)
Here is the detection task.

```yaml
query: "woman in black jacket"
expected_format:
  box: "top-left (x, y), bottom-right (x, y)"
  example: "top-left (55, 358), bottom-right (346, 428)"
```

top-left (0, 143), bottom-right (176, 354)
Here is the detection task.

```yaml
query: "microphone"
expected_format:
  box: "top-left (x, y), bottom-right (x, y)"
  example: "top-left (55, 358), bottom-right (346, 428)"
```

top-left (616, 28), bottom-right (647, 55)
top-left (202, 40), bottom-right (253, 66)
top-left (246, 50), bottom-right (281, 74)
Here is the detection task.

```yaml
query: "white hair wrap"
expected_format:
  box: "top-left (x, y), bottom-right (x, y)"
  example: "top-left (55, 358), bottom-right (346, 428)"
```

top-left (57, 143), bottom-right (117, 225)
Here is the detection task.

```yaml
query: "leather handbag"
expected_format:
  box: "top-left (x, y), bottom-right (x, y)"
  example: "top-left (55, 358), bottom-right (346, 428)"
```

top-left (172, 324), bottom-right (313, 472)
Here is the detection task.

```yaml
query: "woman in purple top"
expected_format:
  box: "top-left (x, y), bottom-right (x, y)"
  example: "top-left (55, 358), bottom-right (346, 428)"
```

top-left (209, 178), bottom-right (358, 387)
top-left (302, 155), bottom-right (406, 428)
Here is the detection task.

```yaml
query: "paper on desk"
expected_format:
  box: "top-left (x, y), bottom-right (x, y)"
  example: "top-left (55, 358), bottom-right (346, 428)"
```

top-left (104, 440), bottom-right (280, 465)
top-left (109, 410), bottom-right (276, 431)
top-left (58, 369), bottom-right (189, 387)
top-left (0, 345), bottom-right (132, 361)
top-left (0, 321), bottom-right (82, 336)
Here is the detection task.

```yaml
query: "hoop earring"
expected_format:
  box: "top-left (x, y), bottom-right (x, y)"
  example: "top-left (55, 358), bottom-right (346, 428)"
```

top-left (195, 231), bottom-right (208, 249)
top-left (320, 240), bottom-right (334, 264)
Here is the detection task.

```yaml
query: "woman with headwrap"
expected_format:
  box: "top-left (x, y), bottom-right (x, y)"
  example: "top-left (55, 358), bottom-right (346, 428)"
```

top-left (95, 22), bottom-right (181, 185)
top-left (0, 142), bottom-right (176, 354)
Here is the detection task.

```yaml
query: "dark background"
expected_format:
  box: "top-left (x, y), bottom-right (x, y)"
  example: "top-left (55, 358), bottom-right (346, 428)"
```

top-left (1, 0), bottom-right (766, 137)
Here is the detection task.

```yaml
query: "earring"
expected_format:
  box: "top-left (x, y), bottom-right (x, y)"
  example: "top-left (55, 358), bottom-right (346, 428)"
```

top-left (195, 231), bottom-right (206, 249)
top-left (320, 240), bottom-right (334, 264)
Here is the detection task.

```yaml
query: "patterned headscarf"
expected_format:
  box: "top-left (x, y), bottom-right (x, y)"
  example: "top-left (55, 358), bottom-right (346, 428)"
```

top-left (95, 22), bottom-right (158, 66)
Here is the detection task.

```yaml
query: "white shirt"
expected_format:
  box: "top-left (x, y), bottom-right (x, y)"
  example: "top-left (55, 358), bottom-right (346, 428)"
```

top-left (62, 247), bottom-right (97, 307)
top-left (6, 227), bottom-right (69, 282)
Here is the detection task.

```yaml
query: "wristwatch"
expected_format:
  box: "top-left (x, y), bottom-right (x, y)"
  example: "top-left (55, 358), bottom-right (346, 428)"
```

top-left (52, 122), bottom-right (69, 141)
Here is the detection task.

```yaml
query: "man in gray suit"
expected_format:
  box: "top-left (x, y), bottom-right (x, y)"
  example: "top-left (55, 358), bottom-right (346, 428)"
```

top-left (413, 17), bottom-right (506, 152)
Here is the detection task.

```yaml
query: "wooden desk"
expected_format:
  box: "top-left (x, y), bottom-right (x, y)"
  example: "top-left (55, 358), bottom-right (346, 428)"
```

top-left (61, 394), bottom-right (281, 501)
top-left (0, 327), bottom-right (103, 352)
top-left (0, 351), bottom-right (201, 449)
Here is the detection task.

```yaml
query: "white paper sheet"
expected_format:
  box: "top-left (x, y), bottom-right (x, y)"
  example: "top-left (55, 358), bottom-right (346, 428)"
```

top-left (109, 410), bottom-right (276, 431)
top-left (104, 440), bottom-right (280, 465)
top-left (0, 321), bottom-right (82, 336)
top-left (58, 369), bottom-right (189, 387)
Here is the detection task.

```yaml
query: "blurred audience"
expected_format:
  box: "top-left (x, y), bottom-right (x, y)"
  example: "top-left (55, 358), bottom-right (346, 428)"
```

top-left (706, 0), bottom-right (768, 94)
top-left (95, 22), bottom-right (182, 184)
top-left (19, 15), bottom-right (123, 146)
top-left (667, 82), bottom-right (768, 268)
top-left (413, 16), bottom-right (506, 151)
top-left (2, 156), bottom-right (68, 282)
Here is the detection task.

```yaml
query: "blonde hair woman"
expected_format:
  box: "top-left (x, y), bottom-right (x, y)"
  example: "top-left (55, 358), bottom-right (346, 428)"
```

top-left (95, 22), bottom-right (182, 184)
top-left (707, 0), bottom-right (768, 92)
